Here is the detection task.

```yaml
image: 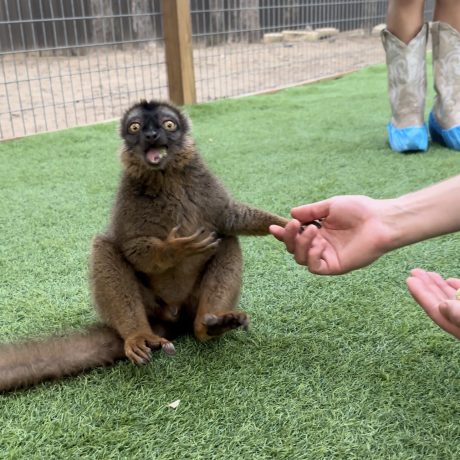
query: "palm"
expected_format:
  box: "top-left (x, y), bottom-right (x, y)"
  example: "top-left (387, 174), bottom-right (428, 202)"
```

top-left (295, 196), bottom-right (390, 274)
top-left (407, 269), bottom-right (460, 339)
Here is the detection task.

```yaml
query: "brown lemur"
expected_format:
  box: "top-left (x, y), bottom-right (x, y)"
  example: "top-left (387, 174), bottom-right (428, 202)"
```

top-left (0, 100), bottom-right (288, 392)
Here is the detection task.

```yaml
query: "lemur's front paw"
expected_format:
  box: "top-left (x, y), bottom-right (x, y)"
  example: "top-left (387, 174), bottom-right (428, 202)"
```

top-left (276, 217), bottom-right (289, 228)
top-left (194, 311), bottom-right (250, 341)
top-left (124, 333), bottom-right (175, 365)
top-left (167, 226), bottom-right (220, 256)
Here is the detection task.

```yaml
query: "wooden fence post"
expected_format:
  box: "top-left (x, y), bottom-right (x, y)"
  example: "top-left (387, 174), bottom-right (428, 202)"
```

top-left (162, 0), bottom-right (196, 105)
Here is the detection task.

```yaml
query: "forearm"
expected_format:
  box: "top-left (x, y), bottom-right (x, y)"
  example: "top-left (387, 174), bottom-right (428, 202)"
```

top-left (222, 202), bottom-right (288, 236)
top-left (383, 175), bottom-right (460, 250)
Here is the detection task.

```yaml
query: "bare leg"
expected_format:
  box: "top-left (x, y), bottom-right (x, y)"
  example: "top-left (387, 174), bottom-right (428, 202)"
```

top-left (90, 235), bottom-right (174, 364)
top-left (387, 0), bottom-right (425, 43)
top-left (434, 0), bottom-right (460, 32)
top-left (193, 236), bottom-right (248, 341)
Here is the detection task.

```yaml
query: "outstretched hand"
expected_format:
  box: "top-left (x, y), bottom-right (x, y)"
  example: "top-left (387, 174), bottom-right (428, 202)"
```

top-left (407, 269), bottom-right (460, 339)
top-left (270, 196), bottom-right (394, 275)
top-left (269, 194), bottom-right (460, 341)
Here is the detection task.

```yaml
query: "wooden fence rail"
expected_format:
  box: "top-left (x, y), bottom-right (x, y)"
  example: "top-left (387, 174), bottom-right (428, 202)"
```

top-left (162, 0), bottom-right (196, 105)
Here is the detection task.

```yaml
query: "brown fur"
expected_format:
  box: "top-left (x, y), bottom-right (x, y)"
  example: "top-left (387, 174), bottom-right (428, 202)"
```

top-left (0, 100), bottom-right (287, 392)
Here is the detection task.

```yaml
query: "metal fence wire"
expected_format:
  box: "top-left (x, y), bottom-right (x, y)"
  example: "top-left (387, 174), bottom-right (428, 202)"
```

top-left (0, 0), bottom-right (434, 140)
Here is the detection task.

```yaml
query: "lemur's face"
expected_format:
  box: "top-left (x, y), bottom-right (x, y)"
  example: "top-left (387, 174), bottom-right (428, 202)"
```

top-left (121, 100), bottom-right (190, 170)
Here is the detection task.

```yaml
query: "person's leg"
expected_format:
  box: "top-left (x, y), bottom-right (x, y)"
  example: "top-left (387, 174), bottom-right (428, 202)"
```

top-left (433, 0), bottom-right (460, 31)
top-left (387, 0), bottom-right (425, 44)
top-left (382, 0), bottom-right (429, 153)
top-left (428, 0), bottom-right (460, 150)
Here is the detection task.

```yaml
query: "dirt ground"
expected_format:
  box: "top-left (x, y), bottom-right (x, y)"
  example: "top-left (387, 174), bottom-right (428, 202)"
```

top-left (0, 32), bottom-right (385, 140)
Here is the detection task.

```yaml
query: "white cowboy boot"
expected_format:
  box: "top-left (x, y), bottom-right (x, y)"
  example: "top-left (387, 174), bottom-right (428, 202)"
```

top-left (381, 24), bottom-right (429, 152)
top-left (429, 22), bottom-right (460, 150)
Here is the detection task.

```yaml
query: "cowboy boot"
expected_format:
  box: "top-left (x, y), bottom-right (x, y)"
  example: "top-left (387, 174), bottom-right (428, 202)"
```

top-left (429, 22), bottom-right (460, 150)
top-left (381, 24), bottom-right (429, 152)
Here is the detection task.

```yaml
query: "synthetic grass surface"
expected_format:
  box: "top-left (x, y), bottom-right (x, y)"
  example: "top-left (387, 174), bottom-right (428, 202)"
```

top-left (1, 63), bottom-right (460, 459)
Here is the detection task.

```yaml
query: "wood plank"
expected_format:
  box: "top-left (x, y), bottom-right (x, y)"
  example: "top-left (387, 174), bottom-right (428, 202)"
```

top-left (162, 0), bottom-right (196, 105)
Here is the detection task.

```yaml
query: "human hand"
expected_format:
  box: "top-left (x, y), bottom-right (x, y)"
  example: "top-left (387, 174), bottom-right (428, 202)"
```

top-left (406, 269), bottom-right (460, 339)
top-left (269, 196), bottom-right (395, 275)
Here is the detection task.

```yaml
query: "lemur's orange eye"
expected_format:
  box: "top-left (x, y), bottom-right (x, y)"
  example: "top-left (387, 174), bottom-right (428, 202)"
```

top-left (163, 120), bottom-right (177, 131)
top-left (128, 122), bottom-right (141, 134)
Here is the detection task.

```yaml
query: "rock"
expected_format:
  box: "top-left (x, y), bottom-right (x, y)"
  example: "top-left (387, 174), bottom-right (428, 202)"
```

top-left (342, 28), bottom-right (365, 38)
top-left (282, 30), bottom-right (319, 42)
top-left (263, 33), bottom-right (283, 43)
top-left (302, 31), bottom-right (320, 42)
top-left (315, 27), bottom-right (339, 39)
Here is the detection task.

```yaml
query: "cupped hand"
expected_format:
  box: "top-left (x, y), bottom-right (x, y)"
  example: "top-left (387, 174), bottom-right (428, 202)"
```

top-left (406, 269), bottom-right (460, 339)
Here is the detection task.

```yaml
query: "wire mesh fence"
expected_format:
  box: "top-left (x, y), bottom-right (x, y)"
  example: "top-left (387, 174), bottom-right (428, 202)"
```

top-left (0, 0), bottom-right (434, 140)
top-left (192, 0), bottom-right (387, 101)
top-left (0, 0), bottom-right (167, 140)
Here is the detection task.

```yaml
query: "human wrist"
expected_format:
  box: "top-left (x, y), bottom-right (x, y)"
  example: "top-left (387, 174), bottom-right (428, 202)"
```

top-left (369, 175), bottom-right (460, 257)
top-left (378, 185), bottom-right (455, 251)
top-left (375, 198), bottom-right (413, 253)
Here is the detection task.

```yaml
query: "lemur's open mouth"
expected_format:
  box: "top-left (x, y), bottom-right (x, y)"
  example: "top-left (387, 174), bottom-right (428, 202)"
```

top-left (145, 146), bottom-right (168, 165)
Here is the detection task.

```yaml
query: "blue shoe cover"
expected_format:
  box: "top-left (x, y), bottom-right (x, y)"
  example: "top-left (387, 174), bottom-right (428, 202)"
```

top-left (429, 111), bottom-right (460, 150)
top-left (387, 122), bottom-right (428, 153)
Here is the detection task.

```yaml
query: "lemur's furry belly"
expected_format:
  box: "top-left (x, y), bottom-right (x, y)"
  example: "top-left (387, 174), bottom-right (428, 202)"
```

top-left (142, 250), bottom-right (214, 306)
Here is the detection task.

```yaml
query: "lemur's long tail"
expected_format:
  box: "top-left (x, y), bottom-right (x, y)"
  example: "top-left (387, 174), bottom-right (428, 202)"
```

top-left (0, 325), bottom-right (125, 392)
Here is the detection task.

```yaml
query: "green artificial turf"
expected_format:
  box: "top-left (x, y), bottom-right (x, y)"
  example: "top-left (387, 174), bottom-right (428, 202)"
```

top-left (1, 62), bottom-right (460, 459)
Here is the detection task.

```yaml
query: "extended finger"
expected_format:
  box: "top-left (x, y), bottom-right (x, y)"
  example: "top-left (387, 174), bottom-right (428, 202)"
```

top-left (291, 200), bottom-right (331, 223)
top-left (439, 300), bottom-right (460, 330)
top-left (446, 278), bottom-right (460, 290)
top-left (307, 236), bottom-right (329, 275)
top-left (269, 225), bottom-right (286, 242)
top-left (194, 232), bottom-right (217, 246)
top-left (184, 227), bottom-right (206, 242)
top-left (126, 351), bottom-right (147, 365)
top-left (168, 225), bottom-right (181, 239)
top-left (406, 274), bottom-right (440, 311)
top-left (292, 225), bottom-right (317, 266)
top-left (426, 271), bottom-right (457, 299)
top-left (196, 239), bottom-right (221, 252)
top-left (284, 219), bottom-right (301, 254)
top-left (132, 345), bottom-right (152, 363)
top-left (411, 283), bottom-right (460, 339)
top-left (409, 269), bottom-right (447, 303)
top-left (406, 275), bottom-right (451, 330)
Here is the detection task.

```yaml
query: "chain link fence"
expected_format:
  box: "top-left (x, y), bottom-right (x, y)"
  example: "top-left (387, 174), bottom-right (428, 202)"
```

top-left (0, 0), bottom-right (434, 140)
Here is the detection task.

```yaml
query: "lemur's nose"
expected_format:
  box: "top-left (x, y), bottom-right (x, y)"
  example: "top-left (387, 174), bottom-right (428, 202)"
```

top-left (145, 130), bottom-right (159, 141)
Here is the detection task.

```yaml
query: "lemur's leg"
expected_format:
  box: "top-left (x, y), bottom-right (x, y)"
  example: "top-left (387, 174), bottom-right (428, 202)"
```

top-left (193, 236), bottom-right (248, 341)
